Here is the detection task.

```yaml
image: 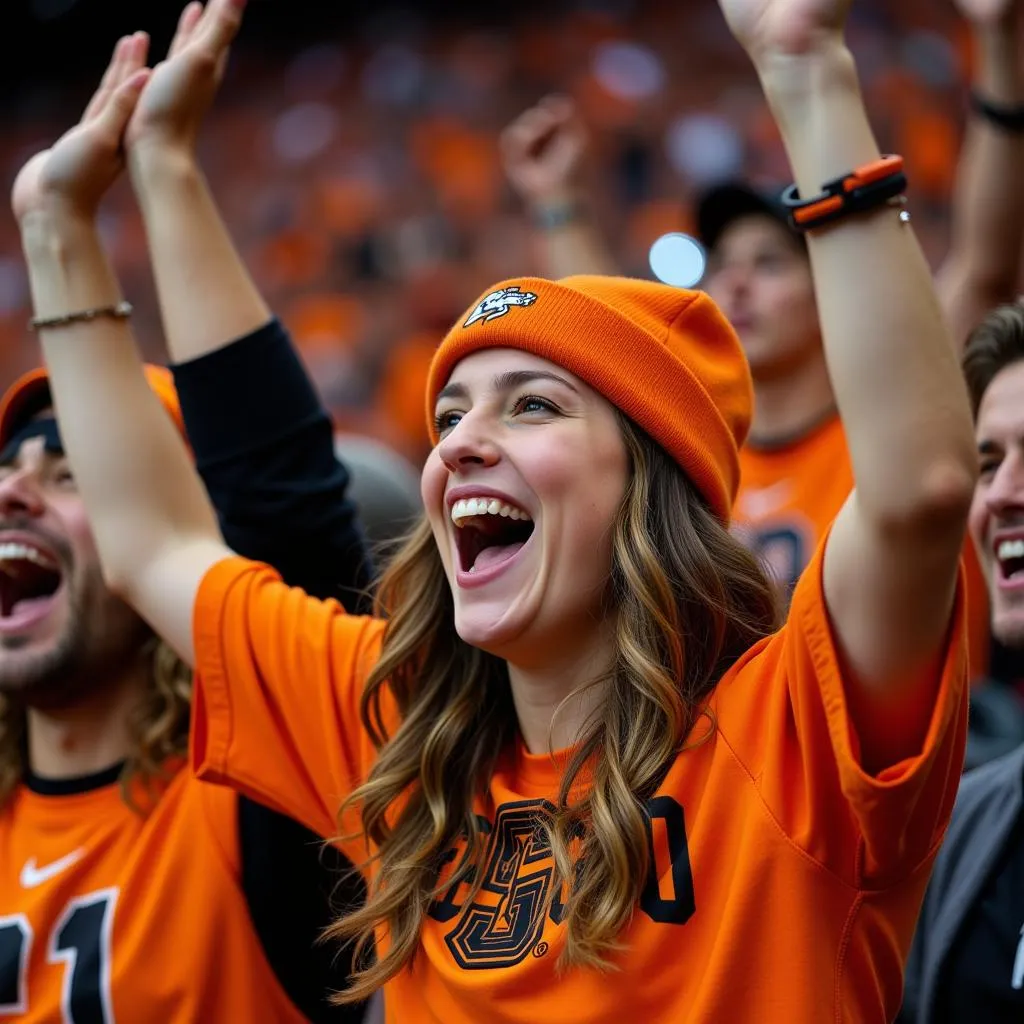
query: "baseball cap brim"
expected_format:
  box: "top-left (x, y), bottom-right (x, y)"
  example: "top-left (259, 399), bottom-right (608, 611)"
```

top-left (0, 365), bottom-right (184, 450)
top-left (696, 182), bottom-right (800, 252)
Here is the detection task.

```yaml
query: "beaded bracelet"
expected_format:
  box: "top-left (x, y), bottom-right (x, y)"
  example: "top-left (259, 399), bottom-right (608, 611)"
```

top-left (29, 301), bottom-right (133, 332)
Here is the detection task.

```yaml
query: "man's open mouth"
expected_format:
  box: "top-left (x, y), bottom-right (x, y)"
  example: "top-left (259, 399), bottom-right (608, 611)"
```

top-left (0, 540), bottom-right (63, 621)
top-left (450, 497), bottom-right (535, 574)
top-left (996, 536), bottom-right (1024, 584)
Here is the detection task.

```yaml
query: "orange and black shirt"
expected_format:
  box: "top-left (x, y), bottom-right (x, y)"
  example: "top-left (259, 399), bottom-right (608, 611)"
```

top-left (0, 320), bottom-right (371, 1022)
top-left (0, 765), bottom-right (326, 1023)
top-left (192, 538), bottom-right (970, 1024)
top-left (735, 414), bottom-right (852, 593)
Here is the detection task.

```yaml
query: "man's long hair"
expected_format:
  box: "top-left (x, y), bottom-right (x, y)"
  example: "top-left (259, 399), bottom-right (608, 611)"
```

top-left (0, 638), bottom-right (191, 812)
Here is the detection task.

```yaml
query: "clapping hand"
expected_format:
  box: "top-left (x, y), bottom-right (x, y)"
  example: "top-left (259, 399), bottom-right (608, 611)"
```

top-left (715, 0), bottom-right (852, 61)
top-left (126, 0), bottom-right (247, 160)
top-left (12, 34), bottom-right (150, 225)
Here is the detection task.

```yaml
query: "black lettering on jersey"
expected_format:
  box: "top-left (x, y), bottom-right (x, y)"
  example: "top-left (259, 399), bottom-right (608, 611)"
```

top-left (446, 801), bottom-right (555, 970)
top-left (639, 796), bottom-right (696, 925)
top-left (0, 914), bottom-right (31, 1013)
top-left (1, 889), bottom-right (116, 1022)
top-left (750, 525), bottom-right (807, 594)
top-left (427, 814), bottom-right (491, 924)
top-left (428, 796), bottom-right (696, 972)
top-left (49, 889), bottom-right (117, 1024)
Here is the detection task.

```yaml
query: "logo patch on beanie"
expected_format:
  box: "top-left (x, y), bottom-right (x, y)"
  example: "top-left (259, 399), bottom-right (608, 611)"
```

top-left (464, 286), bottom-right (538, 327)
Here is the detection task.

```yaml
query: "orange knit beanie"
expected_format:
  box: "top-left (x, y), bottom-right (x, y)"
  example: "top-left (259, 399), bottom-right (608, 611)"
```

top-left (426, 275), bottom-right (753, 523)
top-left (0, 364), bottom-right (185, 447)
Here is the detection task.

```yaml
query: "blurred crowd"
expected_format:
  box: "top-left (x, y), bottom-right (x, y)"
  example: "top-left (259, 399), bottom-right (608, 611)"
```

top-left (0, 0), bottom-right (984, 464)
top-left (4, 0), bottom-right (1024, 1021)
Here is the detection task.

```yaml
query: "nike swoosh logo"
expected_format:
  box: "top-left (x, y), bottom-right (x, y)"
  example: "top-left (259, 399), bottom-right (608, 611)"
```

top-left (20, 848), bottom-right (85, 888)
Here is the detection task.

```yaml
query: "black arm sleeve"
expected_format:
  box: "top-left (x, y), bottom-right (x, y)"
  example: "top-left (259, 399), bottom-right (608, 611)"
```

top-left (174, 321), bottom-right (371, 1023)
top-left (234, 800), bottom-right (368, 1023)
top-left (172, 318), bottom-right (374, 612)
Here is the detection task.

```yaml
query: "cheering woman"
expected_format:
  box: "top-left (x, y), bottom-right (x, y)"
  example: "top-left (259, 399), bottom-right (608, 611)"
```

top-left (17, 0), bottom-right (977, 1020)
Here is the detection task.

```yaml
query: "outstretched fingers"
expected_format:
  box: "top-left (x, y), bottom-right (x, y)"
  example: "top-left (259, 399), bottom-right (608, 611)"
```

top-left (83, 33), bottom-right (150, 125)
top-left (82, 35), bottom-right (129, 123)
top-left (122, 33), bottom-right (151, 87)
top-left (194, 0), bottom-right (247, 58)
top-left (95, 68), bottom-right (152, 142)
top-left (168, 2), bottom-right (204, 59)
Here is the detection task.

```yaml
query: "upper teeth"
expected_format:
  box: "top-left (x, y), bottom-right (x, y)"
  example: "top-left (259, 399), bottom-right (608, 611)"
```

top-left (0, 542), bottom-right (57, 570)
top-left (998, 539), bottom-right (1024, 562)
top-left (451, 497), bottom-right (531, 526)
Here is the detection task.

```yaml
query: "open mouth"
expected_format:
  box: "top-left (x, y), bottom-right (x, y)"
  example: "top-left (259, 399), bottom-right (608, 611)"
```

top-left (0, 541), bottom-right (63, 623)
top-left (450, 497), bottom-right (535, 575)
top-left (997, 537), bottom-right (1024, 584)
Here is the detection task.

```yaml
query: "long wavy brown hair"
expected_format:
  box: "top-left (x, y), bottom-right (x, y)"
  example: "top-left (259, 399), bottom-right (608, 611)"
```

top-left (327, 415), bottom-right (780, 1000)
top-left (0, 637), bottom-right (192, 813)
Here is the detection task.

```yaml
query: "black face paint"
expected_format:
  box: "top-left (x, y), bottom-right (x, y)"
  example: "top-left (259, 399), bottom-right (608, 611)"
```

top-left (0, 418), bottom-right (63, 466)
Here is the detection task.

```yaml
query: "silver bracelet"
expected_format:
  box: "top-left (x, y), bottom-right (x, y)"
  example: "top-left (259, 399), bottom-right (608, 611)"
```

top-left (29, 301), bottom-right (133, 332)
top-left (531, 201), bottom-right (584, 231)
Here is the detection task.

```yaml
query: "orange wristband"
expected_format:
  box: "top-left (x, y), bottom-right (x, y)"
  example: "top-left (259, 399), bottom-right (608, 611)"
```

top-left (781, 156), bottom-right (907, 233)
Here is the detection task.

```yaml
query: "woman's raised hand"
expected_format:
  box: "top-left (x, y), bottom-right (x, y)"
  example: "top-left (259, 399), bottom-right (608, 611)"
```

top-left (715, 0), bottom-right (853, 63)
top-left (11, 34), bottom-right (150, 225)
top-left (125, 0), bottom-right (247, 160)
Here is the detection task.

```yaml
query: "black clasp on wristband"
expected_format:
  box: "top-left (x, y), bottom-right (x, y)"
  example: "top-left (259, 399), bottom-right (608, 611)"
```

top-left (781, 155), bottom-right (907, 233)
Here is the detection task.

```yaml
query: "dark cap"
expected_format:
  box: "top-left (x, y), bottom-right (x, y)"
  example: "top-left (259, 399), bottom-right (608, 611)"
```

top-left (0, 365), bottom-right (184, 450)
top-left (696, 181), bottom-right (803, 252)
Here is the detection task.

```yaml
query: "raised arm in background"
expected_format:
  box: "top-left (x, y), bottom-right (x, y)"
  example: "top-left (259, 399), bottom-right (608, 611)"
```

top-left (125, 2), bottom-right (373, 609)
top-left (500, 95), bottom-right (620, 278)
top-left (937, 0), bottom-right (1024, 346)
top-left (124, 0), bottom-right (266, 357)
top-left (13, 1), bottom-right (246, 666)
top-left (120, 11), bottom-right (374, 1022)
top-left (717, 0), bottom-right (978, 770)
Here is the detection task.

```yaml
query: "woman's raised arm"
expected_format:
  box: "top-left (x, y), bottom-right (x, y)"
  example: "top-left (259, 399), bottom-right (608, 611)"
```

top-left (13, 33), bottom-right (232, 666)
top-left (716, 0), bottom-right (978, 768)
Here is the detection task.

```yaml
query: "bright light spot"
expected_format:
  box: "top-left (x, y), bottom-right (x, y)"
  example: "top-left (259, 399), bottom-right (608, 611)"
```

top-left (664, 114), bottom-right (743, 187)
top-left (592, 41), bottom-right (665, 101)
top-left (272, 102), bottom-right (339, 164)
top-left (649, 233), bottom-right (706, 288)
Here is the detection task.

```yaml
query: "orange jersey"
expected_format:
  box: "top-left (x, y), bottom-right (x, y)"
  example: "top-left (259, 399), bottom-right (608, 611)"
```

top-left (736, 415), bottom-right (991, 679)
top-left (0, 769), bottom-right (308, 1023)
top-left (191, 541), bottom-right (969, 1024)
top-left (734, 415), bottom-right (853, 591)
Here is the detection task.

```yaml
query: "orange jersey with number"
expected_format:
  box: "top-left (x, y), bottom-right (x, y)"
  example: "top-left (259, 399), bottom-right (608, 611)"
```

top-left (191, 540), bottom-right (969, 1024)
top-left (734, 415), bottom-right (853, 591)
top-left (0, 768), bottom-right (308, 1023)
top-left (736, 414), bottom-right (990, 679)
